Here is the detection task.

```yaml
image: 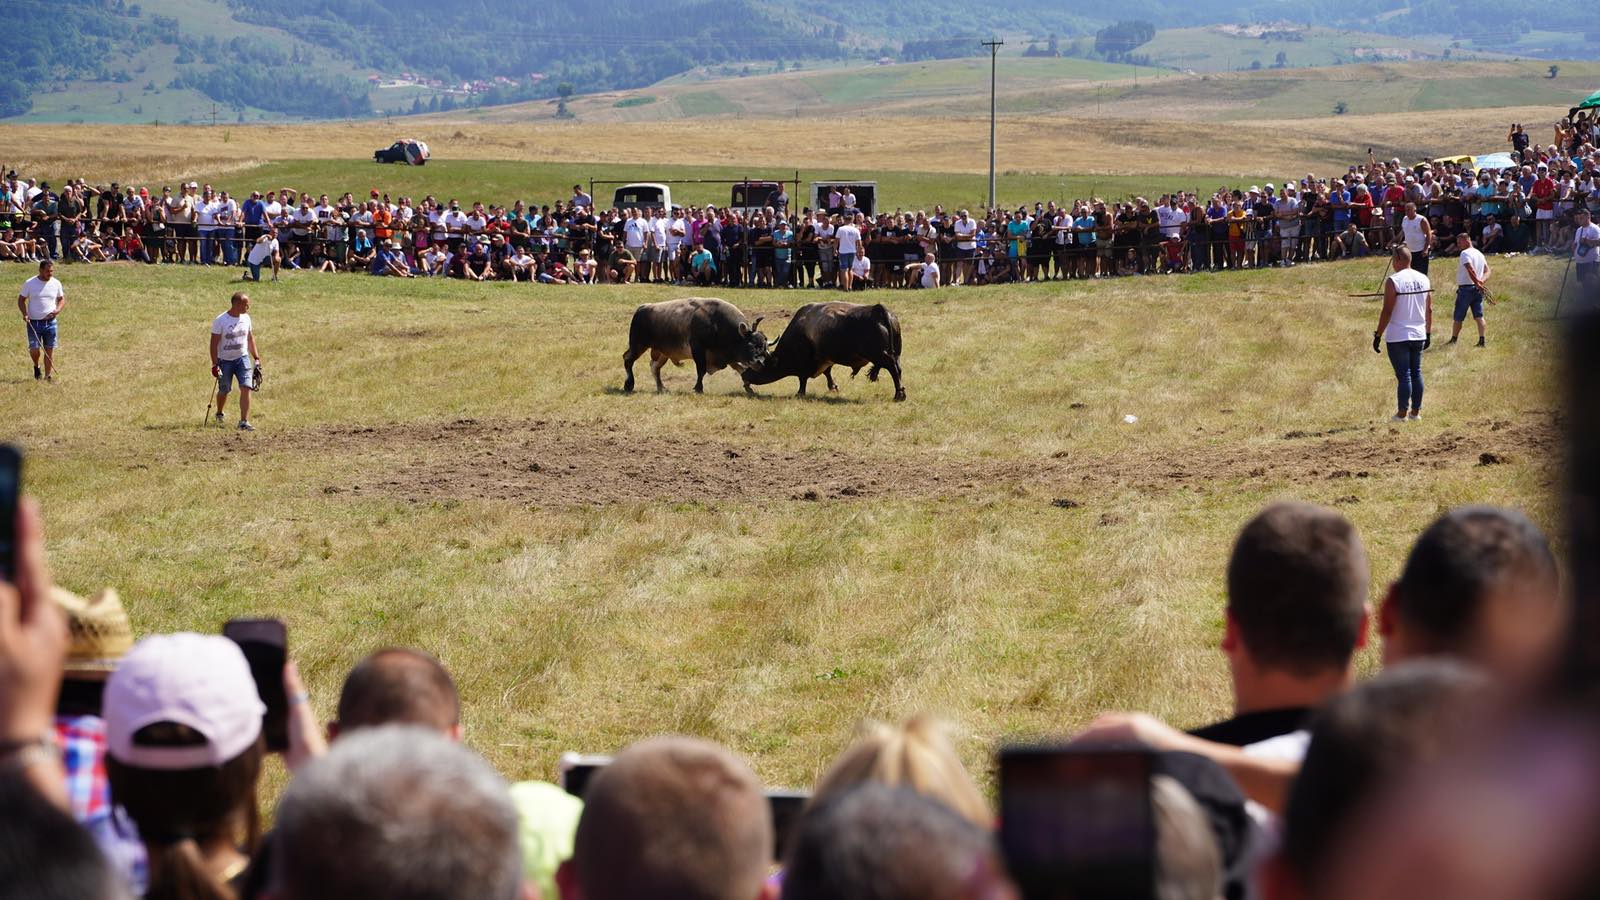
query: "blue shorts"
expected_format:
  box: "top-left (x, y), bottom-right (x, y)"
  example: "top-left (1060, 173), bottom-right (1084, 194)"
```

top-left (25, 317), bottom-right (56, 350)
top-left (217, 356), bottom-right (253, 393)
top-left (1453, 285), bottom-right (1484, 322)
top-left (839, 252), bottom-right (856, 272)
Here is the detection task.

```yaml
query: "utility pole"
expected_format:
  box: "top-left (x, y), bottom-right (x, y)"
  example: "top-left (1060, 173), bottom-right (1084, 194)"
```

top-left (982, 38), bottom-right (1003, 212)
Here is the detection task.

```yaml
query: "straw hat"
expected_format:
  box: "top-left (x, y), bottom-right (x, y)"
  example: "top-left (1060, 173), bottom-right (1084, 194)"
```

top-left (52, 586), bottom-right (133, 680)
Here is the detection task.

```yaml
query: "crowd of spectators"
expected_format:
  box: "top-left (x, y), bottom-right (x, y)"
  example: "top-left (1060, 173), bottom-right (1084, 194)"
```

top-left (3, 116), bottom-right (1596, 289)
top-left (2, 488), bottom-right (1595, 900)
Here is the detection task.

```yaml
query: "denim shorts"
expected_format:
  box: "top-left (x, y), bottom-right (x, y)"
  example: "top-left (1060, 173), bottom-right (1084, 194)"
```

top-left (25, 317), bottom-right (56, 350)
top-left (217, 356), bottom-right (253, 393)
top-left (1453, 285), bottom-right (1484, 322)
top-left (838, 252), bottom-right (856, 271)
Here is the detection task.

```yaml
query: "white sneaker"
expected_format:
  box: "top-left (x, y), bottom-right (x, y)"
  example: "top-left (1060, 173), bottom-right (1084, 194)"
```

top-left (1406, 412), bottom-right (1421, 422)
top-left (1390, 414), bottom-right (1408, 422)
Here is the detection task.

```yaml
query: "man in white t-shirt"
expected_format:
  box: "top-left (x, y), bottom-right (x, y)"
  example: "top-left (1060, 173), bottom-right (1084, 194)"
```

top-left (1449, 233), bottom-right (1490, 348)
top-left (835, 215), bottom-right (864, 291)
top-left (209, 292), bottom-right (261, 431)
top-left (17, 259), bottom-right (64, 382)
top-left (1399, 201), bottom-right (1433, 276)
top-left (1374, 246), bottom-right (1432, 422)
top-left (908, 251), bottom-right (940, 289)
top-left (952, 210), bottom-right (978, 285)
top-left (244, 226), bottom-right (281, 283)
top-left (1572, 207), bottom-right (1600, 306)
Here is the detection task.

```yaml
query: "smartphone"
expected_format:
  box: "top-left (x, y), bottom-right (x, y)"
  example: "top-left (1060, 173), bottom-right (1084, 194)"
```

top-left (222, 618), bottom-right (289, 752)
top-left (998, 745), bottom-right (1157, 900)
top-left (0, 445), bottom-right (20, 583)
top-left (558, 752), bottom-right (613, 799)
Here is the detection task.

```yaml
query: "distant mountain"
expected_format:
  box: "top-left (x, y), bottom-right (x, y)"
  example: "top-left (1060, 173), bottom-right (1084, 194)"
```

top-left (7, 0), bottom-right (1597, 123)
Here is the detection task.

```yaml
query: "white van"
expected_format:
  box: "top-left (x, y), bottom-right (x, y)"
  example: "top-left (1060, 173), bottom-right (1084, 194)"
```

top-left (612, 183), bottom-right (673, 212)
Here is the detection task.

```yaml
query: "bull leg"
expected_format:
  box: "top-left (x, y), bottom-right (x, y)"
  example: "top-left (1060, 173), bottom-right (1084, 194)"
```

top-left (650, 350), bottom-right (668, 393)
top-left (824, 368), bottom-right (839, 392)
top-left (623, 345), bottom-right (643, 393)
top-left (874, 354), bottom-right (905, 401)
top-left (692, 346), bottom-right (709, 394)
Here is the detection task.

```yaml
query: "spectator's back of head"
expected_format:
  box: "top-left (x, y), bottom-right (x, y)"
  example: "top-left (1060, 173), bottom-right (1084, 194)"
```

top-left (1226, 502), bottom-right (1369, 677)
top-left (782, 784), bottom-right (1003, 900)
top-left (811, 716), bottom-right (990, 827)
top-left (0, 778), bottom-right (125, 900)
top-left (565, 736), bottom-right (772, 900)
top-left (1278, 660), bottom-right (1490, 890)
top-left (270, 725), bottom-right (523, 900)
top-left (1383, 506), bottom-right (1563, 685)
top-left (1152, 774), bottom-right (1225, 900)
top-left (333, 648), bottom-right (460, 739)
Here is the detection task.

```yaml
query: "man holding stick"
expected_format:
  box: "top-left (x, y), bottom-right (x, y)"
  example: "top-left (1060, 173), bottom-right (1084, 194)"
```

top-left (1449, 232), bottom-right (1491, 347)
top-left (1373, 246), bottom-right (1432, 423)
top-left (209, 292), bottom-right (261, 431)
top-left (18, 259), bottom-right (63, 382)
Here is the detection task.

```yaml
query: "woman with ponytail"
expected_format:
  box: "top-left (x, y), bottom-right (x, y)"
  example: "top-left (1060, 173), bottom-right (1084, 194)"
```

top-left (103, 633), bottom-right (268, 900)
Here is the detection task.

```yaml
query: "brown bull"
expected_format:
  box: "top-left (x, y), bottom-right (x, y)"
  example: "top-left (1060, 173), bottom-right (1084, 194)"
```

top-left (622, 297), bottom-right (769, 393)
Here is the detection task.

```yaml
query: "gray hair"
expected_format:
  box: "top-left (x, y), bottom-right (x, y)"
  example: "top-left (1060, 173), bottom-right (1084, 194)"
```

top-left (271, 725), bottom-right (523, 900)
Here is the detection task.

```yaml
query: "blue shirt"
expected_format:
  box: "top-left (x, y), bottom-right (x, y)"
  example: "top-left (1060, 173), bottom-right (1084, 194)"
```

top-left (1330, 189), bottom-right (1351, 225)
top-left (1074, 215), bottom-right (1097, 245)
top-left (242, 198), bottom-right (265, 226)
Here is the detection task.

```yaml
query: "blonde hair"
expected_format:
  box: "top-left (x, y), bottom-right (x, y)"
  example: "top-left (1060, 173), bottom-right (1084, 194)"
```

top-left (811, 716), bottom-right (990, 827)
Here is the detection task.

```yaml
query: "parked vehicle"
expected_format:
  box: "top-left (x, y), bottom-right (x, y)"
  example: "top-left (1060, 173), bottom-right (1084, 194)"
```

top-left (728, 181), bottom-right (788, 215)
top-left (373, 139), bottom-right (430, 165)
top-left (810, 181), bottom-right (877, 217)
top-left (613, 183), bottom-right (673, 211)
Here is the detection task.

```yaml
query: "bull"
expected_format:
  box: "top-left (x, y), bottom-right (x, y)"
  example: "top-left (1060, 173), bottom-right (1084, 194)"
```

top-left (622, 297), bottom-right (769, 393)
top-left (741, 302), bottom-right (905, 401)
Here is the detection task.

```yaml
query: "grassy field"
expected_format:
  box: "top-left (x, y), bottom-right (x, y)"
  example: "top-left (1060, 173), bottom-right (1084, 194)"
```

top-left (2, 255), bottom-right (1562, 791)
top-left (1137, 26), bottom-right (1468, 72)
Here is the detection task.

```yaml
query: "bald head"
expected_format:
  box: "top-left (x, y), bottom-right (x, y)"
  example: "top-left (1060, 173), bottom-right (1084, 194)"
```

top-left (569, 736), bottom-right (772, 900)
top-left (334, 648), bottom-right (460, 737)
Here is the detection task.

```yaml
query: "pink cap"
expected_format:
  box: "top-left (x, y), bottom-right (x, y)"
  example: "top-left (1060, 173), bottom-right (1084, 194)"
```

top-left (105, 633), bottom-right (266, 769)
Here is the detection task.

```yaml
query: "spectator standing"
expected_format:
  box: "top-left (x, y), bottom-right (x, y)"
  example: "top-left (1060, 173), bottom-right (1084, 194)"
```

top-left (1448, 233), bottom-right (1490, 347)
top-left (209, 291), bottom-right (261, 431)
top-left (1190, 502), bottom-right (1368, 753)
top-left (18, 258), bottom-right (64, 382)
top-left (1374, 246), bottom-right (1431, 422)
top-left (1273, 186), bottom-right (1302, 267)
top-left (1399, 201), bottom-right (1433, 275)
top-left (835, 215), bottom-right (863, 291)
top-left (1573, 206), bottom-right (1600, 305)
top-left (103, 633), bottom-right (268, 900)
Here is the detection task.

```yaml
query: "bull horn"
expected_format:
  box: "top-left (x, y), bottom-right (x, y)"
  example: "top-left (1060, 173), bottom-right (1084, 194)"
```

top-left (767, 336), bottom-right (780, 349)
top-left (750, 315), bottom-right (765, 331)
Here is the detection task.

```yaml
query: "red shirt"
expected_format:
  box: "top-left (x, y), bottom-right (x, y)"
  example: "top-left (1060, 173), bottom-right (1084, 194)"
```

top-left (1531, 177), bottom-right (1556, 210)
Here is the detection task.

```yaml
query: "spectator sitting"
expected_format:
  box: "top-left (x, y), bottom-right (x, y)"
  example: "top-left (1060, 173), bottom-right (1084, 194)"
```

top-left (1189, 502), bottom-right (1368, 753)
top-left (348, 230), bottom-right (373, 269)
top-left (104, 633), bottom-right (268, 900)
top-left (1331, 222), bottom-right (1368, 259)
top-left (266, 726), bottom-right (531, 900)
top-left (539, 258), bottom-right (571, 284)
top-left (810, 716), bottom-right (989, 827)
top-left (606, 246), bottom-right (636, 284)
top-left (781, 785), bottom-right (1007, 900)
top-left (507, 246), bottom-right (537, 282)
top-left (557, 736), bottom-right (774, 900)
top-left (1480, 215), bottom-right (1503, 253)
top-left (420, 244), bottom-right (450, 276)
top-left (376, 240), bottom-right (413, 277)
top-left (688, 242), bottom-right (716, 286)
top-left (573, 249), bottom-right (598, 284)
top-left (462, 242), bottom-right (493, 282)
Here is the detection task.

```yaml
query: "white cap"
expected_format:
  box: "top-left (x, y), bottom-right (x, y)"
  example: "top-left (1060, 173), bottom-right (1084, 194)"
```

top-left (105, 633), bottom-right (265, 770)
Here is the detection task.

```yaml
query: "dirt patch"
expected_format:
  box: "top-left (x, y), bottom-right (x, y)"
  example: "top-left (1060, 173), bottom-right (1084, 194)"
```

top-left (222, 416), bottom-right (1559, 506)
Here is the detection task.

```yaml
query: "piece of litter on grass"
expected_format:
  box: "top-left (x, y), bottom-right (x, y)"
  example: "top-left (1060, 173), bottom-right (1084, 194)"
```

top-left (1122, 414), bottom-right (1138, 425)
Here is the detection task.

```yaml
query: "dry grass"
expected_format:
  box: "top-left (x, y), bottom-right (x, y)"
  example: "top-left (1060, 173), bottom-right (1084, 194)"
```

top-left (0, 99), bottom-right (1561, 188)
top-left (3, 256), bottom-right (1562, 789)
